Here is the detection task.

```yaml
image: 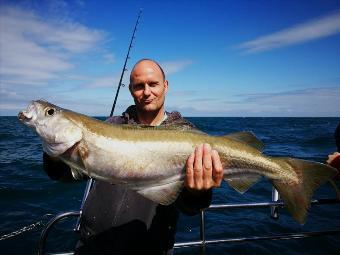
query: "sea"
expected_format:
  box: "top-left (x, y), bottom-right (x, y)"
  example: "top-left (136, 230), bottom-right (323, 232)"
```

top-left (0, 116), bottom-right (339, 255)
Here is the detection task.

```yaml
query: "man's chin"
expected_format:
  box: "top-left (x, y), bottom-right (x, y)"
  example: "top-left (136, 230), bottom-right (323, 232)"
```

top-left (135, 100), bottom-right (164, 113)
top-left (141, 105), bottom-right (158, 112)
top-left (136, 102), bottom-right (156, 111)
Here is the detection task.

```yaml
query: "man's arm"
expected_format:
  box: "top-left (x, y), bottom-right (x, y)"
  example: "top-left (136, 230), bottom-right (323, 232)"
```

top-left (176, 144), bottom-right (223, 215)
top-left (43, 152), bottom-right (77, 182)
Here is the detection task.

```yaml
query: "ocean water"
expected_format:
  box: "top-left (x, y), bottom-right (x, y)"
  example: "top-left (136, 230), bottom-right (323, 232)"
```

top-left (0, 116), bottom-right (339, 254)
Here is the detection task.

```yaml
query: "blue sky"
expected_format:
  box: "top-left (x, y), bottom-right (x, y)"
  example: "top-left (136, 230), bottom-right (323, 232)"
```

top-left (0, 0), bottom-right (340, 116)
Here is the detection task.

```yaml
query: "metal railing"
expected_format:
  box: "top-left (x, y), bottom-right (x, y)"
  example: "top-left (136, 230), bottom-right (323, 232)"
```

top-left (38, 211), bottom-right (80, 255)
top-left (174, 197), bottom-right (340, 249)
top-left (38, 188), bottom-right (340, 255)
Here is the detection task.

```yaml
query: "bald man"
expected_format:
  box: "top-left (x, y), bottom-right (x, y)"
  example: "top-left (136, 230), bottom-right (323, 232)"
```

top-left (43, 59), bottom-right (223, 255)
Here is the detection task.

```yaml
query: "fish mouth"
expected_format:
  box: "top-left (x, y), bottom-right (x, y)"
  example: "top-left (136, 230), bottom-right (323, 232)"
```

top-left (18, 101), bottom-right (37, 124)
top-left (18, 111), bottom-right (32, 122)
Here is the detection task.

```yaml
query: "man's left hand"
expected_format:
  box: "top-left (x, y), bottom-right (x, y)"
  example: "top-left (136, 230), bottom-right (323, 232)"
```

top-left (185, 143), bottom-right (223, 193)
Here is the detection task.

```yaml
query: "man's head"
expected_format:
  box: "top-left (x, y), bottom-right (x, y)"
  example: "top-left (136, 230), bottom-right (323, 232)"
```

top-left (129, 59), bottom-right (168, 114)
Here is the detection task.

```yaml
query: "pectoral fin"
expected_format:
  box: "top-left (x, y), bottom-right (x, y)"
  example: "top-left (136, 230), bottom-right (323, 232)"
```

top-left (77, 141), bottom-right (91, 177)
top-left (70, 167), bottom-right (84, 180)
top-left (137, 181), bottom-right (184, 205)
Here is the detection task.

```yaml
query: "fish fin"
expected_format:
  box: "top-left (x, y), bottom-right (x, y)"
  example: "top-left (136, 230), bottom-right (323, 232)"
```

top-left (70, 167), bottom-right (84, 180)
top-left (137, 181), bottom-right (184, 205)
top-left (59, 157), bottom-right (86, 180)
top-left (223, 131), bottom-right (264, 151)
top-left (271, 158), bottom-right (338, 224)
top-left (224, 171), bottom-right (262, 193)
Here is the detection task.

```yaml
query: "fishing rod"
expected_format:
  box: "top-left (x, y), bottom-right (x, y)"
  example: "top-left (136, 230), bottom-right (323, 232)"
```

top-left (110, 8), bottom-right (143, 117)
top-left (74, 9), bottom-right (143, 231)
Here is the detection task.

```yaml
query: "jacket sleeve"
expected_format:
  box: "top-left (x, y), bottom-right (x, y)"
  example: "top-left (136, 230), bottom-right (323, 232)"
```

top-left (175, 187), bottom-right (212, 216)
top-left (43, 152), bottom-right (80, 182)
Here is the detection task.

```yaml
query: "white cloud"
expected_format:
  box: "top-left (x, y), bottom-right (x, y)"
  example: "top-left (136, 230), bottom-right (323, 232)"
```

top-left (103, 53), bottom-right (115, 64)
top-left (231, 86), bottom-right (340, 116)
top-left (160, 60), bottom-right (193, 76)
top-left (83, 75), bottom-right (119, 88)
top-left (0, 5), bottom-right (105, 87)
top-left (237, 10), bottom-right (340, 53)
top-left (168, 86), bottom-right (340, 117)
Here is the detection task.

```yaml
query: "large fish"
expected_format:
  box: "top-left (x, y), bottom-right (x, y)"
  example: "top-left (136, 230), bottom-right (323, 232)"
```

top-left (18, 100), bottom-right (337, 224)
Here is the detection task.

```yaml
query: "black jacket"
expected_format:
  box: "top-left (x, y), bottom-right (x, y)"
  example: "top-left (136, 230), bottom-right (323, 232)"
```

top-left (43, 106), bottom-right (212, 255)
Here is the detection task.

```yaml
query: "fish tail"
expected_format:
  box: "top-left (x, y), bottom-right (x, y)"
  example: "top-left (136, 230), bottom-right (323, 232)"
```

top-left (271, 158), bottom-right (338, 224)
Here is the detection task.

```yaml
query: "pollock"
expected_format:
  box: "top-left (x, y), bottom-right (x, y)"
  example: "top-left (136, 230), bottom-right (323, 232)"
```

top-left (18, 100), bottom-right (338, 224)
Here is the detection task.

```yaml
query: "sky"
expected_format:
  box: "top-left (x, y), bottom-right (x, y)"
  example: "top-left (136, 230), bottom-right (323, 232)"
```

top-left (0, 0), bottom-right (340, 117)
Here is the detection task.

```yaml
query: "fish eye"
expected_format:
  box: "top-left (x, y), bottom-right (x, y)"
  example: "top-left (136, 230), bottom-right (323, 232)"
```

top-left (46, 108), bottom-right (55, 116)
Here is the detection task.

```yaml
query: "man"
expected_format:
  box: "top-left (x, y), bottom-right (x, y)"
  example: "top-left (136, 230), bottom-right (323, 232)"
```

top-left (43, 59), bottom-right (223, 254)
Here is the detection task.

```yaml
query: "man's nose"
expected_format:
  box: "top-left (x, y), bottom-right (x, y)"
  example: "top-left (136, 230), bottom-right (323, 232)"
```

top-left (143, 85), bottom-right (151, 96)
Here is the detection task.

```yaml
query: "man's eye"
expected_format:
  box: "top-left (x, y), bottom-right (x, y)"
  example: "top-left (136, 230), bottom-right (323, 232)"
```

top-left (133, 84), bottom-right (144, 90)
top-left (149, 82), bottom-right (158, 87)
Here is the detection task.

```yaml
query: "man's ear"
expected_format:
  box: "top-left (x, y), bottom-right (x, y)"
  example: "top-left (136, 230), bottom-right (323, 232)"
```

top-left (128, 83), bottom-right (132, 93)
top-left (164, 80), bottom-right (169, 94)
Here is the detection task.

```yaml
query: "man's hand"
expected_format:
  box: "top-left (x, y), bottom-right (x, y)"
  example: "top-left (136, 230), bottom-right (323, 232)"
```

top-left (185, 143), bottom-right (223, 193)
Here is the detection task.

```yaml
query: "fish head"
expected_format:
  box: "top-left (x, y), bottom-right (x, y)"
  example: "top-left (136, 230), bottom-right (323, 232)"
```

top-left (18, 100), bottom-right (83, 157)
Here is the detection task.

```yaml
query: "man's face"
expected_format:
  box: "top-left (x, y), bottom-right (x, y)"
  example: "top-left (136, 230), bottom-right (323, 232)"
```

top-left (129, 61), bottom-right (168, 113)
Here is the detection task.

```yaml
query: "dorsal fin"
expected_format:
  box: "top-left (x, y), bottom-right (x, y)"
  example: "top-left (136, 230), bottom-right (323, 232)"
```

top-left (224, 131), bottom-right (264, 151)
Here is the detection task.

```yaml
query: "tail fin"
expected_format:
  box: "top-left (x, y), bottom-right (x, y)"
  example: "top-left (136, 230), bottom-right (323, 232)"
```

top-left (271, 158), bottom-right (338, 224)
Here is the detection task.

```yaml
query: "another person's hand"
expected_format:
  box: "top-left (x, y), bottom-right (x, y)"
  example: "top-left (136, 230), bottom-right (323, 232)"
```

top-left (327, 152), bottom-right (340, 166)
top-left (185, 143), bottom-right (223, 193)
top-left (327, 152), bottom-right (340, 181)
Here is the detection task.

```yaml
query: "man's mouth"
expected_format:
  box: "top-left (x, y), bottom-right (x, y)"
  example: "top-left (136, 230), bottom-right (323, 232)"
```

top-left (143, 99), bottom-right (153, 104)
